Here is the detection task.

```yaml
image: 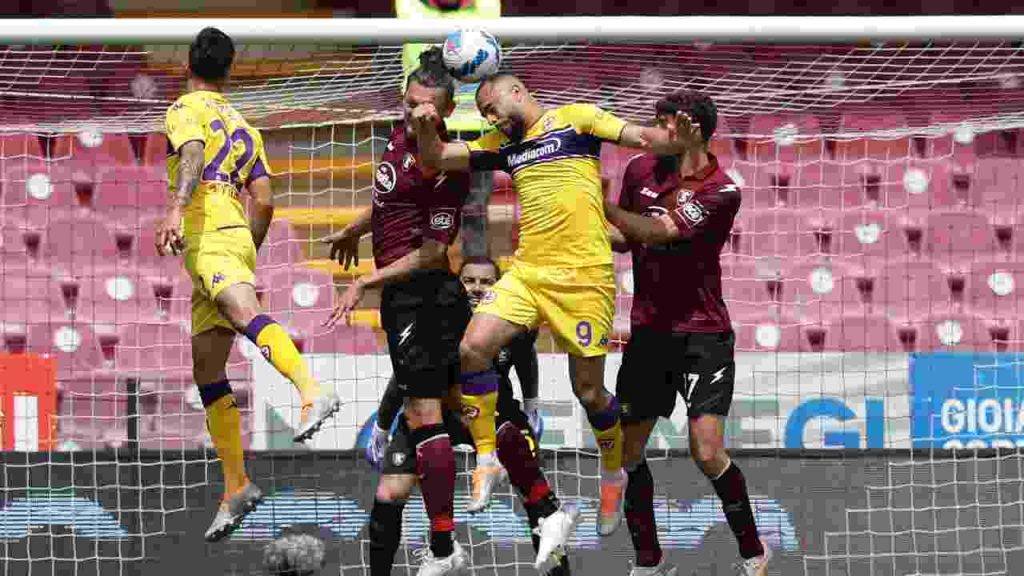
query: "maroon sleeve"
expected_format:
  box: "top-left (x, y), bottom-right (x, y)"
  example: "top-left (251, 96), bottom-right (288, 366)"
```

top-left (667, 181), bottom-right (741, 241)
top-left (423, 171), bottom-right (469, 245)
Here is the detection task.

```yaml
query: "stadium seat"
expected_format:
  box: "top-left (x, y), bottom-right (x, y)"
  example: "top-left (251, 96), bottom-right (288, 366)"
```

top-left (732, 312), bottom-right (807, 352)
top-left (116, 321), bottom-right (192, 378)
top-left (925, 113), bottom-right (979, 165)
top-left (51, 131), bottom-right (135, 166)
top-left (0, 133), bottom-right (45, 160)
top-left (877, 260), bottom-right (953, 318)
top-left (833, 208), bottom-right (915, 262)
top-left (970, 157), bottom-right (1024, 209)
top-left (964, 260), bottom-right (1024, 319)
top-left (747, 113), bottom-right (824, 163)
top-left (835, 110), bottom-right (912, 160)
top-left (143, 132), bottom-right (170, 167)
top-left (902, 311), bottom-right (998, 351)
top-left (925, 209), bottom-right (994, 263)
top-left (813, 312), bottom-right (904, 352)
top-left (0, 215), bottom-right (40, 265)
top-left (43, 211), bottom-right (119, 270)
top-left (721, 255), bottom-right (781, 310)
top-left (725, 160), bottom-right (787, 208)
top-left (260, 267), bottom-right (335, 337)
top-left (0, 265), bottom-right (62, 324)
top-left (92, 164), bottom-right (166, 209)
top-left (744, 208), bottom-right (822, 258)
top-left (777, 259), bottom-right (873, 318)
top-left (70, 267), bottom-right (163, 325)
top-left (1, 160), bottom-right (80, 222)
top-left (256, 218), bottom-right (306, 271)
top-left (26, 322), bottom-right (109, 378)
top-left (873, 159), bottom-right (957, 208)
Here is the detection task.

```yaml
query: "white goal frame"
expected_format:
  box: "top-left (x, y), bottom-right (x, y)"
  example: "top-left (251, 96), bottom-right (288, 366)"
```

top-left (1, 15), bottom-right (1024, 44)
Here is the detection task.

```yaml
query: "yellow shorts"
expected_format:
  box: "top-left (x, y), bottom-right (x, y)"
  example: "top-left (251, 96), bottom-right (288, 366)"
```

top-left (183, 227), bottom-right (257, 335)
top-left (475, 262), bottom-right (615, 357)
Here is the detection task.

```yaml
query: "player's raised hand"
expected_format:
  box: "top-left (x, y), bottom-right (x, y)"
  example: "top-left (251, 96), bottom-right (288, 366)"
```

top-left (409, 102), bottom-right (440, 132)
top-left (320, 228), bottom-right (360, 270)
top-left (672, 112), bottom-right (704, 153)
top-left (155, 207), bottom-right (185, 256)
top-left (324, 279), bottom-right (366, 329)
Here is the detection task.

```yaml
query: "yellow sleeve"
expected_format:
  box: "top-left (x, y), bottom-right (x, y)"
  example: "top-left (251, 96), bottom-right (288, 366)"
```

top-left (565, 103), bottom-right (627, 143)
top-left (248, 137), bottom-right (274, 183)
top-left (164, 101), bottom-right (206, 153)
top-left (465, 129), bottom-right (505, 153)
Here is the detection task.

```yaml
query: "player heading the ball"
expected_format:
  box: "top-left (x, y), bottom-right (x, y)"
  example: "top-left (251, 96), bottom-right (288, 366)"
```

top-left (156, 26), bottom-right (340, 542)
top-left (410, 72), bottom-right (701, 536)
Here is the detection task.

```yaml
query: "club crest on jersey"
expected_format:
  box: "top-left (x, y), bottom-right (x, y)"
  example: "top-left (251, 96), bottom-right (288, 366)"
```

top-left (678, 200), bottom-right (708, 226)
top-left (497, 348), bottom-right (510, 364)
top-left (480, 290), bottom-right (498, 304)
top-left (598, 439), bottom-right (616, 450)
top-left (430, 211), bottom-right (454, 230)
top-left (461, 404), bottom-right (481, 420)
top-left (211, 272), bottom-right (224, 286)
top-left (402, 152), bottom-right (415, 171)
top-left (391, 452), bottom-right (406, 467)
top-left (542, 116), bottom-right (555, 131)
top-left (374, 161), bottom-right (397, 193)
top-left (677, 188), bottom-right (695, 205)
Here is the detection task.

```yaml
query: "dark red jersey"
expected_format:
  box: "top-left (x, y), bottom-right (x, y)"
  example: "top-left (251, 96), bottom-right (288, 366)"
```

top-left (371, 124), bottom-right (470, 269)
top-left (618, 153), bottom-right (740, 333)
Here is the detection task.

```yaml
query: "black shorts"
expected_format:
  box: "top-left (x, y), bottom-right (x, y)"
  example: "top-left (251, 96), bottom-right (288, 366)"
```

top-left (616, 329), bottom-right (736, 422)
top-left (382, 405), bottom-right (537, 475)
top-left (380, 270), bottom-right (472, 399)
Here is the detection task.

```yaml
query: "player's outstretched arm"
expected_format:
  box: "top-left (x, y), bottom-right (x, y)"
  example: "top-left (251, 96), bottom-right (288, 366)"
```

top-left (320, 207), bottom-right (372, 270)
top-left (618, 113), bottom-right (704, 156)
top-left (604, 200), bottom-right (680, 245)
top-left (248, 176), bottom-right (274, 251)
top-left (411, 103), bottom-right (471, 172)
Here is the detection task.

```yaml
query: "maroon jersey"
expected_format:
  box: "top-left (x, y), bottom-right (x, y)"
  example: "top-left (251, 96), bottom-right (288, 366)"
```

top-left (371, 124), bottom-right (470, 269)
top-left (618, 152), bottom-right (740, 333)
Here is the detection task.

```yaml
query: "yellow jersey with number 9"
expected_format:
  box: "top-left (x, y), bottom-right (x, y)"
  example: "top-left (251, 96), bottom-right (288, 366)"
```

top-left (466, 103), bottom-right (626, 268)
top-left (165, 90), bottom-right (272, 236)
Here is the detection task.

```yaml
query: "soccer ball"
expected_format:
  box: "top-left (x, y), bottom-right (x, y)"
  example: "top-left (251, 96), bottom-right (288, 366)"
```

top-left (442, 28), bottom-right (502, 83)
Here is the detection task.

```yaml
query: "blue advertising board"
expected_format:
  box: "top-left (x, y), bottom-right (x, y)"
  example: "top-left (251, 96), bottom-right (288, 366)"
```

top-left (911, 352), bottom-right (1024, 449)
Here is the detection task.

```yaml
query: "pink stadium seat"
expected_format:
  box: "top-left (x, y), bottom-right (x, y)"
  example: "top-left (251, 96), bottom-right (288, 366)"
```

top-left (836, 110), bottom-right (912, 160)
top-left (747, 113), bottom-right (824, 163)
top-left (970, 158), bottom-right (1024, 209)
top-left (256, 219), bottom-right (305, 271)
top-left (991, 210), bottom-right (1024, 258)
top-left (92, 164), bottom-right (166, 208)
top-left (925, 210), bottom-right (994, 263)
top-left (720, 256), bottom-right (781, 310)
top-left (43, 212), bottom-right (118, 270)
top-left (873, 160), bottom-right (957, 208)
top-left (725, 160), bottom-right (786, 208)
top-left (834, 208), bottom-right (918, 263)
top-left (143, 132), bottom-right (170, 167)
top-left (26, 322), bottom-right (109, 378)
top-left (877, 260), bottom-right (953, 318)
top-left (260, 267), bottom-right (334, 337)
top-left (925, 113), bottom-right (978, 165)
top-left (903, 311), bottom-right (997, 352)
top-left (116, 321), bottom-right (192, 377)
top-left (777, 259), bottom-right (873, 319)
top-left (964, 260), bottom-right (1024, 319)
top-left (0, 215), bottom-right (40, 265)
top-left (745, 208), bottom-right (821, 258)
top-left (1, 160), bottom-right (80, 222)
top-left (0, 133), bottom-right (45, 159)
top-left (0, 265), bottom-right (62, 324)
top-left (51, 132), bottom-right (135, 165)
top-left (732, 312), bottom-right (807, 352)
top-left (69, 267), bottom-right (163, 325)
top-left (815, 312), bottom-right (904, 352)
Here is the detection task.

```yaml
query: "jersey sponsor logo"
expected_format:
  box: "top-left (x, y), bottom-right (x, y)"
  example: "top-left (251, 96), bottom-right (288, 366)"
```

top-left (506, 137), bottom-right (562, 169)
top-left (677, 200), bottom-right (708, 226)
top-left (260, 345), bottom-right (271, 361)
top-left (398, 322), bottom-right (415, 347)
top-left (430, 211), bottom-right (455, 231)
top-left (211, 272), bottom-right (224, 286)
top-left (639, 187), bottom-right (658, 199)
top-left (402, 152), bottom-right (415, 171)
top-left (374, 161), bottom-right (397, 194)
top-left (542, 115), bottom-right (555, 131)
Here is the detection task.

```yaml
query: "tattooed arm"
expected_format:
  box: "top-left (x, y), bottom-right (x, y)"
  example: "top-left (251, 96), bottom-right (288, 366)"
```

top-left (156, 140), bottom-right (204, 256)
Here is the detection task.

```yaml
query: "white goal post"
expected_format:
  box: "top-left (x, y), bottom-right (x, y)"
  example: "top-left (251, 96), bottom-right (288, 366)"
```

top-left (2, 15), bottom-right (1024, 44)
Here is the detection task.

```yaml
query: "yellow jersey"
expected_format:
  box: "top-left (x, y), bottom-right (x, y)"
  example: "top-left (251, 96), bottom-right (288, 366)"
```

top-left (165, 90), bottom-right (271, 236)
top-left (466, 103), bottom-right (626, 268)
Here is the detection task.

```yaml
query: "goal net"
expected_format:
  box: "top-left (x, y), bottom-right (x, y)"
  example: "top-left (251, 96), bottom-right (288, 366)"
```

top-left (1, 18), bottom-right (1023, 575)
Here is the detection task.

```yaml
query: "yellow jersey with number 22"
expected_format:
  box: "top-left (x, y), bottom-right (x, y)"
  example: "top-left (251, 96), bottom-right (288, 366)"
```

top-left (165, 90), bottom-right (272, 236)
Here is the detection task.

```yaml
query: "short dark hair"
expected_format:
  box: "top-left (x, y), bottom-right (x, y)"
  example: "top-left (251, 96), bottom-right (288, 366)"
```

top-left (189, 27), bottom-right (235, 82)
top-left (474, 73), bottom-right (516, 101)
top-left (458, 256), bottom-right (501, 278)
top-left (655, 90), bottom-right (718, 143)
top-left (407, 47), bottom-right (455, 104)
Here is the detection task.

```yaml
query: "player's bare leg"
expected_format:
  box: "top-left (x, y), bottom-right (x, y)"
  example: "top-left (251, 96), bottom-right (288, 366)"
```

top-left (192, 327), bottom-right (264, 541)
top-left (459, 312), bottom-right (524, 512)
top-left (568, 355), bottom-right (625, 536)
top-left (214, 282), bottom-right (339, 441)
top-left (689, 415), bottom-right (769, 575)
top-left (620, 419), bottom-right (676, 576)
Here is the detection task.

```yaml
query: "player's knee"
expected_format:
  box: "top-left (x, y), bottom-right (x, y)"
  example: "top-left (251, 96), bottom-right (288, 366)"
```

top-left (573, 385), bottom-right (606, 412)
top-left (375, 479), bottom-right (413, 502)
top-left (458, 337), bottom-right (493, 372)
top-left (691, 443), bottom-right (727, 476)
top-left (404, 397), bottom-right (442, 428)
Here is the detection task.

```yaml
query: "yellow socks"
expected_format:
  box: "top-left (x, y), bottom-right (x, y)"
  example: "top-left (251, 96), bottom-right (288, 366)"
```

top-left (244, 315), bottom-right (321, 402)
top-left (199, 380), bottom-right (246, 495)
top-left (460, 370), bottom-right (500, 459)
